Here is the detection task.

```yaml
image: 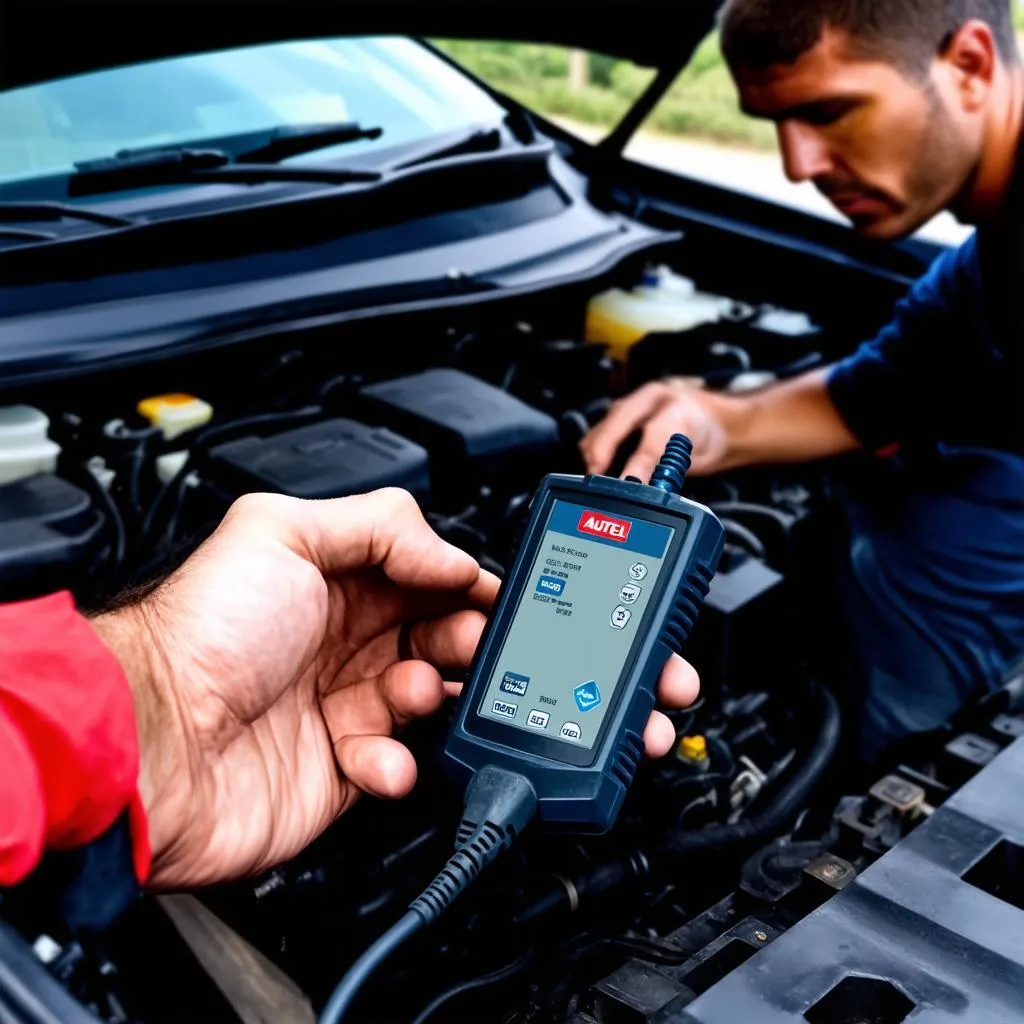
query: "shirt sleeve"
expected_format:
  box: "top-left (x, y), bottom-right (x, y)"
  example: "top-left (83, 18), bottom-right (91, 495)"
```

top-left (826, 234), bottom-right (984, 452)
top-left (0, 592), bottom-right (150, 888)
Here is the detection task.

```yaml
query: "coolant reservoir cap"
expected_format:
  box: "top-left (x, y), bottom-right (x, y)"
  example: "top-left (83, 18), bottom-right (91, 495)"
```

top-left (138, 393), bottom-right (213, 441)
top-left (0, 406), bottom-right (61, 486)
top-left (0, 405), bottom-right (52, 446)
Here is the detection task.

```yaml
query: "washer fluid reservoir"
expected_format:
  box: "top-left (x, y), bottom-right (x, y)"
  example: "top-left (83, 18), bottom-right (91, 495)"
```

top-left (585, 266), bottom-right (735, 363)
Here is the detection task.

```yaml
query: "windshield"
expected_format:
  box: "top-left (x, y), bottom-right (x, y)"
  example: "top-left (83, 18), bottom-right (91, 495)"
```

top-left (0, 36), bottom-right (506, 187)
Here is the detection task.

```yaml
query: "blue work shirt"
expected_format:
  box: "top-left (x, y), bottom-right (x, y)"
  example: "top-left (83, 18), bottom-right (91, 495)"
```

top-left (826, 213), bottom-right (1024, 757)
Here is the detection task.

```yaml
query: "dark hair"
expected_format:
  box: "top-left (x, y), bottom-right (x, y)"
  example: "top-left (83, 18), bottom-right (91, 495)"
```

top-left (720, 0), bottom-right (1019, 76)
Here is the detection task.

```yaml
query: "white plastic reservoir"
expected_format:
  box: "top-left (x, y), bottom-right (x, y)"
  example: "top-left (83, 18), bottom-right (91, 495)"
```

top-left (0, 405), bottom-right (62, 485)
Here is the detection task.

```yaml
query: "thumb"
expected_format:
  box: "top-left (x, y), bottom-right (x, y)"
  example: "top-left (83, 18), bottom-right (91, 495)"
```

top-left (231, 490), bottom-right (483, 592)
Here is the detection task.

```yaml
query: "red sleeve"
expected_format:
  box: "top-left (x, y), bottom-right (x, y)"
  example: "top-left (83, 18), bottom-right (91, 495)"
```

top-left (0, 592), bottom-right (150, 887)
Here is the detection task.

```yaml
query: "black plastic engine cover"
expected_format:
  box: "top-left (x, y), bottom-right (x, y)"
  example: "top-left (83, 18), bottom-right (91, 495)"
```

top-left (358, 369), bottom-right (560, 492)
top-left (0, 474), bottom-right (105, 601)
top-left (673, 736), bottom-right (1024, 1022)
top-left (205, 418), bottom-right (430, 503)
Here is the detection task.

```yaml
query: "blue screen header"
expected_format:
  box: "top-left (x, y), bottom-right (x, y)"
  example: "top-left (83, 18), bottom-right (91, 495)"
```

top-left (547, 501), bottom-right (672, 558)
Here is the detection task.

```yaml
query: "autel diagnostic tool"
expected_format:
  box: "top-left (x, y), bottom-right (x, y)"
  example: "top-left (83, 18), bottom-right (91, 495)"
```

top-left (319, 436), bottom-right (725, 1024)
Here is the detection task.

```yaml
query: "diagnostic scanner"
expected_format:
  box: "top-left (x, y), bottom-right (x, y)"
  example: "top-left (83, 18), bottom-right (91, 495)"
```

top-left (444, 435), bottom-right (726, 833)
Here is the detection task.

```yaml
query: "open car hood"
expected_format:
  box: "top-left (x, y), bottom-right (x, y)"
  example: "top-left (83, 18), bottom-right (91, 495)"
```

top-left (0, 1), bottom-right (723, 90)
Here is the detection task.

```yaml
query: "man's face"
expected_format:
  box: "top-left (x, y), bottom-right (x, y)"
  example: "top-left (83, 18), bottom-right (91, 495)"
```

top-left (732, 27), bottom-right (981, 240)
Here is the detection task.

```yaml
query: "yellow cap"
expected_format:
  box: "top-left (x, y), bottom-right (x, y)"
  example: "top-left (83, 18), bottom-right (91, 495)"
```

top-left (679, 735), bottom-right (708, 762)
top-left (137, 393), bottom-right (214, 441)
top-left (137, 394), bottom-right (201, 421)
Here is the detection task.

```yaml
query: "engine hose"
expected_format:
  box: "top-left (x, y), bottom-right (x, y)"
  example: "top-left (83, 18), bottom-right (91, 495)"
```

top-left (655, 684), bottom-right (841, 865)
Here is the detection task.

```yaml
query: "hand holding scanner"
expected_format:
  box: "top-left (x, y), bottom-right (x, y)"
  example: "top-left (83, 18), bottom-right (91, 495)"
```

top-left (318, 435), bottom-right (724, 1024)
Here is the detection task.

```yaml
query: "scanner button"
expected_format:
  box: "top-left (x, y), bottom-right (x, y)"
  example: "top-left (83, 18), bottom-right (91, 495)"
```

top-left (492, 700), bottom-right (518, 720)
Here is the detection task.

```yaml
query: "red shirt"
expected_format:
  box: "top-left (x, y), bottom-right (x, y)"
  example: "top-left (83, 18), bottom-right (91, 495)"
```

top-left (0, 592), bottom-right (150, 887)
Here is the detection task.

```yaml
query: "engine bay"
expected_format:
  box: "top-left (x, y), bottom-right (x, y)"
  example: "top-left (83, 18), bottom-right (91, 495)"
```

top-left (2, 255), bottom-right (1022, 1024)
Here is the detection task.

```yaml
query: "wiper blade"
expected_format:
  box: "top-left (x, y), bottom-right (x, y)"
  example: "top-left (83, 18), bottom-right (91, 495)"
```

top-left (388, 126), bottom-right (503, 171)
top-left (108, 121), bottom-right (384, 166)
top-left (234, 121), bottom-right (383, 163)
top-left (68, 149), bottom-right (381, 198)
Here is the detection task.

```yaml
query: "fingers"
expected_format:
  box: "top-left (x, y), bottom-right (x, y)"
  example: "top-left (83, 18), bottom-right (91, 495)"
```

top-left (643, 711), bottom-right (677, 759)
top-left (657, 655), bottom-right (701, 710)
top-left (322, 659), bottom-right (447, 739)
top-left (237, 489), bottom-right (483, 594)
top-left (406, 609), bottom-right (489, 673)
top-left (621, 407), bottom-right (688, 483)
top-left (333, 734), bottom-right (419, 800)
top-left (467, 570), bottom-right (501, 611)
top-left (621, 442), bottom-right (661, 486)
top-left (645, 656), bottom-right (701, 758)
top-left (579, 384), bottom-right (673, 475)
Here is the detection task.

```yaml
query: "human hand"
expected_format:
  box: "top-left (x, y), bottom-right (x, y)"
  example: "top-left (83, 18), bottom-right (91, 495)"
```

top-left (580, 381), bottom-right (730, 482)
top-left (91, 490), bottom-right (699, 890)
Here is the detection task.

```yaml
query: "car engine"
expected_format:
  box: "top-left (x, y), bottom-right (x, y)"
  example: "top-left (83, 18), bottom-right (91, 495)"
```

top-left (2, 261), bottom-right (1022, 1024)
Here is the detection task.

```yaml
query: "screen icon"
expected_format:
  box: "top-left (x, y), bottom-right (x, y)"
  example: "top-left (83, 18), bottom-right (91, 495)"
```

top-left (619, 583), bottom-right (642, 604)
top-left (573, 681), bottom-right (602, 713)
top-left (491, 699), bottom-right (518, 720)
top-left (560, 722), bottom-right (583, 741)
top-left (536, 575), bottom-right (566, 597)
top-left (527, 710), bottom-right (550, 730)
top-left (629, 562), bottom-right (649, 582)
top-left (500, 672), bottom-right (530, 697)
top-left (610, 606), bottom-right (632, 629)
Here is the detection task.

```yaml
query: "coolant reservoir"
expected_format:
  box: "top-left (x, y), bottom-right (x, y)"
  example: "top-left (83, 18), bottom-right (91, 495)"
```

top-left (137, 393), bottom-right (213, 440)
top-left (585, 266), bottom-right (735, 363)
top-left (0, 405), bottom-right (61, 485)
top-left (137, 393), bottom-right (214, 484)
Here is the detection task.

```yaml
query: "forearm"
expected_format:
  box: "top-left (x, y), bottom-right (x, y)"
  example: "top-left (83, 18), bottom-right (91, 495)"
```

top-left (703, 367), bottom-right (862, 472)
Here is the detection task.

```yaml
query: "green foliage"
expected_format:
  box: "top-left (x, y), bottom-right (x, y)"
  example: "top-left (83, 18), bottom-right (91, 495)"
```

top-left (430, 35), bottom-right (776, 152)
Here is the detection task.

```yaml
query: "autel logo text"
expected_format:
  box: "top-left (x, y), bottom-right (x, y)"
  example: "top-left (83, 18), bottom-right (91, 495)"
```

top-left (577, 511), bottom-right (632, 543)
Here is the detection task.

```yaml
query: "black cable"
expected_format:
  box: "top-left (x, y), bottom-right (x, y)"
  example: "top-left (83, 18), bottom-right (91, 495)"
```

top-left (142, 406), bottom-right (322, 546)
top-left (317, 767), bottom-right (537, 1024)
top-left (318, 911), bottom-right (423, 1024)
top-left (409, 954), bottom-right (534, 1024)
top-left (656, 685), bottom-right (840, 863)
top-left (720, 519), bottom-right (767, 560)
top-left (62, 461), bottom-right (127, 576)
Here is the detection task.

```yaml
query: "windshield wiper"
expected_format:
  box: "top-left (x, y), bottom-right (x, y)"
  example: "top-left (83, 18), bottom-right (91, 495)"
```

top-left (109, 121), bottom-right (384, 167)
top-left (234, 121), bottom-right (383, 162)
top-left (388, 126), bottom-right (504, 171)
top-left (69, 148), bottom-right (381, 198)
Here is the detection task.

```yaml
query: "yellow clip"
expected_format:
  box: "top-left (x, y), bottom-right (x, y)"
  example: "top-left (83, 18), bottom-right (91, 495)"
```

top-left (679, 735), bottom-right (709, 763)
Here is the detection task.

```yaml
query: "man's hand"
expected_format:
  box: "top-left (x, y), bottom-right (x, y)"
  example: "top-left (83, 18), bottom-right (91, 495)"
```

top-left (580, 381), bottom-right (731, 482)
top-left (91, 489), bottom-right (699, 890)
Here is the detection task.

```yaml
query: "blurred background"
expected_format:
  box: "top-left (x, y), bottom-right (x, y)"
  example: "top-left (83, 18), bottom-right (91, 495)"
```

top-left (433, 4), bottom-right (1024, 245)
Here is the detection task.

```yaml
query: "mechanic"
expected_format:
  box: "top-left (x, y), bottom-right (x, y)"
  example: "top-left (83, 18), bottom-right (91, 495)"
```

top-left (0, 489), bottom-right (697, 897)
top-left (581, 0), bottom-right (1024, 764)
